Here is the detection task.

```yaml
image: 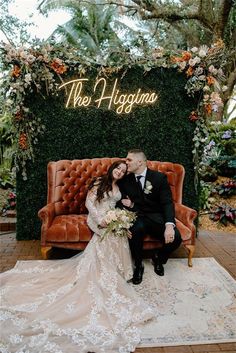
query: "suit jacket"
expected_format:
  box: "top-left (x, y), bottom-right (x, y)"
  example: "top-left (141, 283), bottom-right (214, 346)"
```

top-left (118, 168), bottom-right (175, 225)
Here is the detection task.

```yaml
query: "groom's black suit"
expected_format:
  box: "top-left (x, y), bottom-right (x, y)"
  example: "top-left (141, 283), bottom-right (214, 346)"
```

top-left (118, 169), bottom-right (182, 266)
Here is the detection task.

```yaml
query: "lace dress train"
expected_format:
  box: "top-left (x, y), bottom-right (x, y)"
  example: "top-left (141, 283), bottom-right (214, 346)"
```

top-left (0, 190), bottom-right (153, 353)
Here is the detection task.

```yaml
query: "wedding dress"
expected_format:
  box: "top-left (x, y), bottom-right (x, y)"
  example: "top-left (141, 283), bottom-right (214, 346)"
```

top-left (0, 189), bottom-right (154, 353)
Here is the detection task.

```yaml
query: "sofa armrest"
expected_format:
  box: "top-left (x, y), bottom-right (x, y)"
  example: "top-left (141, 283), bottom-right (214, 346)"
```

top-left (38, 203), bottom-right (55, 226)
top-left (175, 203), bottom-right (197, 241)
top-left (38, 203), bottom-right (55, 244)
top-left (175, 203), bottom-right (197, 227)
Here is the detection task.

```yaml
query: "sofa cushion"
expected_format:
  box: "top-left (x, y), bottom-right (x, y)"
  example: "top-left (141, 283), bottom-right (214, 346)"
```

top-left (47, 214), bottom-right (92, 242)
top-left (46, 216), bottom-right (191, 243)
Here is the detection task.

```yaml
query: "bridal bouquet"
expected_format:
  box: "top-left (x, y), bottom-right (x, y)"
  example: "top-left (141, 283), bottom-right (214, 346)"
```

top-left (101, 208), bottom-right (137, 240)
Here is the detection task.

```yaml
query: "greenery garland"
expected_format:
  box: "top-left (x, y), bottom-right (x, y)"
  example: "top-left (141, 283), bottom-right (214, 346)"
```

top-left (0, 39), bottom-right (227, 182)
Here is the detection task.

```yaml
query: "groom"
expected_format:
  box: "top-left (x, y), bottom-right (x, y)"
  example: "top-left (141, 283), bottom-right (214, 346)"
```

top-left (118, 149), bottom-right (182, 284)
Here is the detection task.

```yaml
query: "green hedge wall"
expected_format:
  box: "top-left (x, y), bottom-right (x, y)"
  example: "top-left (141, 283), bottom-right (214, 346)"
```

top-left (16, 67), bottom-right (198, 240)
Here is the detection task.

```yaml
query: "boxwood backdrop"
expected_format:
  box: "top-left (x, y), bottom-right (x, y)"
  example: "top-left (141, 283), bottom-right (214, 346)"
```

top-left (16, 67), bottom-right (198, 240)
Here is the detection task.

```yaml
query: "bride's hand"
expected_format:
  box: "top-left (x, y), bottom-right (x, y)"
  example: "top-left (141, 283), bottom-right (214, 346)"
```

top-left (127, 230), bottom-right (132, 239)
top-left (99, 219), bottom-right (107, 228)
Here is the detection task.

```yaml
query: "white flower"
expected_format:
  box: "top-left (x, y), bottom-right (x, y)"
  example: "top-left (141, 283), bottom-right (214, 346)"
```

top-left (191, 47), bottom-right (198, 53)
top-left (9, 48), bottom-right (17, 57)
top-left (198, 75), bottom-right (206, 81)
top-left (104, 210), bottom-right (118, 223)
top-left (27, 54), bottom-right (36, 64)
top-left (212, 104), bottom-right (219, 112)
top-left (210, 92), bottom-right (223, 106)
top-left (54, 58), bottom-right (63, 65)
top-left (25, 73), bottom-right (32, 84)
top-left (194, 67), bottom-right (203, 76)
top-left (4, 43), bottom-right (12, 51)
top-left (198, 45), bottom-right (208, 57)
top-left (189, 57), bottom-right (201, 66)
top-left (208, 65), bottom-right (218, 75)
top-left (19, 50), bottom-right (27, 60)
top-left (179, 61), bottom-right (187, 70)
top-left (144, 180), bottom-right (153, 194)
top-left (203, 85), bottom-right (210, 91)
top-left (152, 47), bottom-right (164, 59)
top-left (5, 54), bottom-right (12, 62)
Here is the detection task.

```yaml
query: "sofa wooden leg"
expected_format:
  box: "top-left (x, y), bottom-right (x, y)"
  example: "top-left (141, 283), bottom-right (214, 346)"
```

top-left (41, 246), bottom-right (52, 260)
top-left (185, 245), bottom-right (195, 267)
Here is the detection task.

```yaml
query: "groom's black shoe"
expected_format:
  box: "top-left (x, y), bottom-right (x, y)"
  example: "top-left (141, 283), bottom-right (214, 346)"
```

top-left (132, 265), bottom-right (144, 285)
top-left (152, 255), bottom-right (164, 276)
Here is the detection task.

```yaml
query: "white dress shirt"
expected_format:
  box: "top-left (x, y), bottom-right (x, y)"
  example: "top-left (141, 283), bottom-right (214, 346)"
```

top-left (134, 168), bottom-right (147, 189)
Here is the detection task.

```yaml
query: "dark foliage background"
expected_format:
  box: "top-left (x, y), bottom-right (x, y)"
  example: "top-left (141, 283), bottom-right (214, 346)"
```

top-left (16, 67), bottom-right (198, 240)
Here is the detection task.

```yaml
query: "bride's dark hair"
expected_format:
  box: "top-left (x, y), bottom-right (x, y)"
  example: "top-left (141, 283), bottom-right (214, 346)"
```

top-left (88, 160), bottom-right (127, 202)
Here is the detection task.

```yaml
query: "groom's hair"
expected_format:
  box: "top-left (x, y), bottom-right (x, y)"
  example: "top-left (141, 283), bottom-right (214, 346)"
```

top-left (128, 149), bottom-right (147, 162)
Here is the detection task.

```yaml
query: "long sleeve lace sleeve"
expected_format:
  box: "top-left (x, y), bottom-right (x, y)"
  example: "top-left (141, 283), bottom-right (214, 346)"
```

top-left (85, 188), bottom-right (101, 227)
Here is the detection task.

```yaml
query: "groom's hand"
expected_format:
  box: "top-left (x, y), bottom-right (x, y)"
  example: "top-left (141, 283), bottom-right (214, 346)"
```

top-left (164, 224), bottom-right (175, 243)
top-left (121, 196), bottom-right (134, 208)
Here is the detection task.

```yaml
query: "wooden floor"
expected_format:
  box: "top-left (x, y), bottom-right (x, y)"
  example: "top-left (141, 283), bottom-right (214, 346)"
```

top-left (0, 229), bottom-right (235, 353)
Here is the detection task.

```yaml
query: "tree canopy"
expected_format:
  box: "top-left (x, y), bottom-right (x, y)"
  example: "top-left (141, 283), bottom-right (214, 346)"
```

top-left (0, 0), bottom-right (33, 45)
top-left (38, 0), bottom-right (235, 108)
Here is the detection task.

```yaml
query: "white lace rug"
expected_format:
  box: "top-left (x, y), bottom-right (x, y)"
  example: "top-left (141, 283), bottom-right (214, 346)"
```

top-left (136, 257), bottom-right (236, 347)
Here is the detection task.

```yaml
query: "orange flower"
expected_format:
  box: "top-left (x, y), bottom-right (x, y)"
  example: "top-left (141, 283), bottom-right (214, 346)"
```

top-left (189, 111), bottom-right (198, 121)
top-left (205, 103), bottom-right (212, 115)
top-left (213, 39), bottom-right (224, 49)
top-left (182, 51), bottom-right (191, 61)
top-left (57, 65), bottom-right (67, 74)
top-left (171, 56), bottom-right (182, 63)
top-left (207, 76), bottom-right (215, 85)
top-left (19, 133), bottom-right (28, 150)
top-left (15, 111), bottom-right (24, 121)
top-left (50, 60), bottom-right (67, 74)
top-left (11, 65), bottom-right (21, 78)
top-left (208, 39), bottom-right (225, 54)
top-left (212, 39), bottom-right (225, 49)
top-left (186, 67), bottom-right (194, 77)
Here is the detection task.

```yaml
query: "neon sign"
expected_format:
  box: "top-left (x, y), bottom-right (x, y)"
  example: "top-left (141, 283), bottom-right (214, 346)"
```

top-left (59, 77), bottom-right (158, 114)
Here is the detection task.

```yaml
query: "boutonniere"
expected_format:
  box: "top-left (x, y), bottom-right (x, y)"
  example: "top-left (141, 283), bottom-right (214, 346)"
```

top-left (144, 180), bottom-right (153, 194)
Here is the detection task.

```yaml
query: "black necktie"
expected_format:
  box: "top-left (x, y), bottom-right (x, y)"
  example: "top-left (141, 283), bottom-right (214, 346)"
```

top-left (136, 175), bottom-right (143, 190)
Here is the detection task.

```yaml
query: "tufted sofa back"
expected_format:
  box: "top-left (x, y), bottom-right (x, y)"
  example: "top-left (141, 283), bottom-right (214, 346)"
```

top-left (47, 158), bottom-right (185, 216)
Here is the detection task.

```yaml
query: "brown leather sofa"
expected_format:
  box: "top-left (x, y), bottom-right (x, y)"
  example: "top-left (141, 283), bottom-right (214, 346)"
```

top-left (38, 158), bottom-right (197, 266)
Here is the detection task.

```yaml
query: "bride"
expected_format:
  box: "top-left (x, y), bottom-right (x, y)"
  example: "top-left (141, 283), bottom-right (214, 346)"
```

top-left (0, 160), bottom-right (153, 353)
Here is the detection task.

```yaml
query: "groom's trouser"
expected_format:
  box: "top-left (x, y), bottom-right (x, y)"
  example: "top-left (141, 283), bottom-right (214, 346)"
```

top-left (129, 216), bottom-right (182, 267)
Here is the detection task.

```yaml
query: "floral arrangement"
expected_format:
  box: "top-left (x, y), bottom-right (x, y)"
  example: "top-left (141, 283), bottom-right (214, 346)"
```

top-left (0, 40), bottom-right (227, 181)
top-left (101, 208), bottom-right (137, 240)
top-left (171, 41), bottom-right (226, 121)
top-left (1, 190), bottom-right (16, 216)
top-left (170, 40), bottom-right (228, 186)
